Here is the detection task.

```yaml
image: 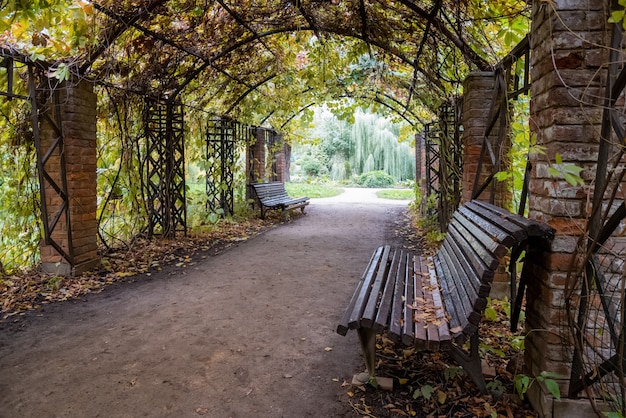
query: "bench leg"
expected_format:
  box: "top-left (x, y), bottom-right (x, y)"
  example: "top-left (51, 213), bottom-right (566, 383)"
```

top-left (448, 332), bottom-right (488, 394)
top-left (357, 328), bottom-right (376, 377)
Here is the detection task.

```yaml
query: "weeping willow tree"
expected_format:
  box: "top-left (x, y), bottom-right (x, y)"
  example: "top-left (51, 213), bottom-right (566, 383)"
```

top-left (296, 107), bottom-right (415, 182)
top-left (351, 112), bottom-right (414, 181)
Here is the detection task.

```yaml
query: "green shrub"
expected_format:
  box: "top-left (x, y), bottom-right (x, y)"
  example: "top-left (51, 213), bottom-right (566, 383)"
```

top-left (356, 170), bottom-right (396, 188)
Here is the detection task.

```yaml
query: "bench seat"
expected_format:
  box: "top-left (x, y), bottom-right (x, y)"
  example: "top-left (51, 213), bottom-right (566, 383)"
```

top-left (337, 200), bottom-right (555, 393)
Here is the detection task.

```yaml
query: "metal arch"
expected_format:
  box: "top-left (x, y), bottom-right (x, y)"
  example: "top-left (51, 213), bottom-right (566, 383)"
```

top-left (143, 98), bottom-right (186, 238)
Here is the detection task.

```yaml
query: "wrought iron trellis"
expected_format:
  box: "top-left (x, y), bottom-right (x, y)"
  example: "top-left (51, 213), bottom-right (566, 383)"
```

top-left (565, 22), bottom-right (626, 414)
top-left (423, 122), bottom-right (439, 215)
top-left (422, 99), bottom-right (463, 232)
top-left (437, 99), bottom-right (463, 230)
top-left (471, 35), bottom-right (531, 213)
top-left (205, 117), bottom-right (247, 216)
top-left (1, 55), bottom-right (74, 264)
top-left (143, 98), bottom-right (186, 238)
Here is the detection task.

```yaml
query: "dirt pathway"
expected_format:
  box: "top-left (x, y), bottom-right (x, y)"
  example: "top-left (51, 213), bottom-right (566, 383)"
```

top-left (0, 189), bottom-right (411, 418)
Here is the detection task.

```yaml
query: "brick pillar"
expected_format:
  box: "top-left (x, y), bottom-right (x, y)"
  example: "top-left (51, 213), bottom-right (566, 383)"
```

top-left (39, 81), bottom-right (100, 276)
top-left (247, 127), bottom-right (266, 184)
top-left (461, 71), bottom-right (495, 204)
top-left (526, 1), bottom-right (608, 414)
top-left (273, 133), bottom-right (287, 182)
top-left (246, 128), bottom-right (267, 202)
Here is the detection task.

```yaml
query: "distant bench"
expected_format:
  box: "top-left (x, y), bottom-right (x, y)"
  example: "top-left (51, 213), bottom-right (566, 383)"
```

top-left (249, 182), bottom-right (310, 219)
top-left (337, 200), bottom-right (555, 393)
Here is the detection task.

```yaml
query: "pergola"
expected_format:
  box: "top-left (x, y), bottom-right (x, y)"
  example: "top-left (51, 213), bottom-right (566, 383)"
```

top-left (1, 1), bottom-right (626, 416)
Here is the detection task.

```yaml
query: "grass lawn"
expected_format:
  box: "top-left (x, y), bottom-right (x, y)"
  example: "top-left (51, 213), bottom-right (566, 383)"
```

top-left (376, 188), bottom-right (414, 200)
top-left (285, 182), bottom-right (343, 198)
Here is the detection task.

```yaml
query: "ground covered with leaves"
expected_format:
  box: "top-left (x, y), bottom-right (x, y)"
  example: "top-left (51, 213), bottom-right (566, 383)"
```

top-left (0, 216), bottom-right (275, 321)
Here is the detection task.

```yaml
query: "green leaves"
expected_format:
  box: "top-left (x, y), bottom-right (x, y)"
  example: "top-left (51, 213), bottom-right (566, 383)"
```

top-left (0, 0), bottom-right (93, 60)
top-left (514, 370), bottom-right (562, 401)
top-left (548, 153), bottom-right (584, 186)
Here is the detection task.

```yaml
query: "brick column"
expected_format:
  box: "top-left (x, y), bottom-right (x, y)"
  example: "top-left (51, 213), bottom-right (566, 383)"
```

top-left (273, 133), bottom-right (287, 182)
top-left (39, 81), bottom-right (100, 276)
top-left (247, 127), bottom-right (266, 184)
top-left (461, 72), bottom-right (495, 204)
top-left (526, 1), bottom-right (608, 414)
top-left (246, 127), bottom-right (267, 202)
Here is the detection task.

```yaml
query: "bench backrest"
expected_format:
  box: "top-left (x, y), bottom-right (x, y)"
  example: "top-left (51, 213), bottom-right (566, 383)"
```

top-left (438, 200), bottom-right (555, 344)
top-left (250, 182), bottom-right (290, 203)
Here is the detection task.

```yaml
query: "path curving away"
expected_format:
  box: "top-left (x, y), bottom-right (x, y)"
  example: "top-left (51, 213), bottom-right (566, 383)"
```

top-left (0, 188), bottom-right (412, 418)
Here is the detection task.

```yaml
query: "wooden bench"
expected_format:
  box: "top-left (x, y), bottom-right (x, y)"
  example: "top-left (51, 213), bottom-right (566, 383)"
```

top-left (249, 182), bottom-right (310, 219)
top-left (337, 200), bottom-right (555, 393)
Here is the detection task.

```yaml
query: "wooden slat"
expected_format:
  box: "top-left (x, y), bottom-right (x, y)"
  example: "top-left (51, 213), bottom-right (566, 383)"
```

top-left (433, 255), bottom-right (464, 333)
top-left (426, 256), bottom-right (451, 349)
top-left (464, 201), bottom-right (528, 241)
top-left (451, 211), bottom-right (507, 259)
top-left (412, 255), bottom-right (428, 349)
top-left (445, 235), bottom-right (491, 296)
top-left (401, 255), bottom-right (415, 346)
top-left (347, 246), bottom-right (385, 329)
top-left (421, 262), bottom-right (441, 351)
top-left (337, 247), bottom-right (382, 335)
top-left (361, 246), bottom-right (392, 328)
top-left (436, 247), bottom-right (477, 328)
top-left (388, 251), bottom-right (408, 342)
top-left (449, 222), bottom-right (501, 270)
top-left (440, 239), bottom-right (486, 312)
top-left (471, 200), bottom-right (555, 238)
top-left (373, 249), bottom-right (402, 332)
top-left (457, 205), bottom-right (517, 247)
top-left (448, 223), bottom-right (498, 272)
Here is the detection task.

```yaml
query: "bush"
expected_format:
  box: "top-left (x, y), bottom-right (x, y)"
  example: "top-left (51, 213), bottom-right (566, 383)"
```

top-left (356, 170), bottom-right (396, 188)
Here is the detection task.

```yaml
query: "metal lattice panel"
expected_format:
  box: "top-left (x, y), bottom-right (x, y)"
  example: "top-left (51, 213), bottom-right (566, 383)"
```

top-left (437, 99), bottom-right (463, 230)
top-left (566, 22), bottom-right (626, 413)
top-left (205, 117), bottom-right (240, 216)
top-left (143, 98), bottom-right (186, 238)
top-left (424, 122), bottom-right (440, 218)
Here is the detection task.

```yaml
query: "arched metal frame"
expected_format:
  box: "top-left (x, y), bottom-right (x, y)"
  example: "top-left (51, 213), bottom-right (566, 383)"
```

top-left (142, 98), bottom-right (186, 238)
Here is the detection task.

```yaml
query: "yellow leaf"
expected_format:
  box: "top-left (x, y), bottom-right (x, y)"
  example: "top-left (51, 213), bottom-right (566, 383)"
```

top-left (437, 390), bottom-right (447, 404)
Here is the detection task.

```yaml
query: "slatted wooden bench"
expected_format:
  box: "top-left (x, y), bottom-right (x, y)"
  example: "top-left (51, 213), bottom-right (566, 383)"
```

top-left (249, 182), bottom-right (310, 219)
top-left (337, 200), bottom-right (555, 393)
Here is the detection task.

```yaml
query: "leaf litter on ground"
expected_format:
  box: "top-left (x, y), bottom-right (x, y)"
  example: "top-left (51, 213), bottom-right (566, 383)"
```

top-left (0, 213), bottom-right (286, 321)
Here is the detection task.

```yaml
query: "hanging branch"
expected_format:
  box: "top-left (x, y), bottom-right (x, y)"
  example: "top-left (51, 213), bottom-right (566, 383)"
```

top-left (215, 0), bottom-right (276, 57)
top-left (224, 73), bottom-right (277, 116)
top-left (396, 0), bottom-right (492, 71)
top-left (406, 0), bottom-right (441, 109)
top-left (82, 0), bottom-right (167, 73)
top-left (358, 0), bottom-right (373, 57)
